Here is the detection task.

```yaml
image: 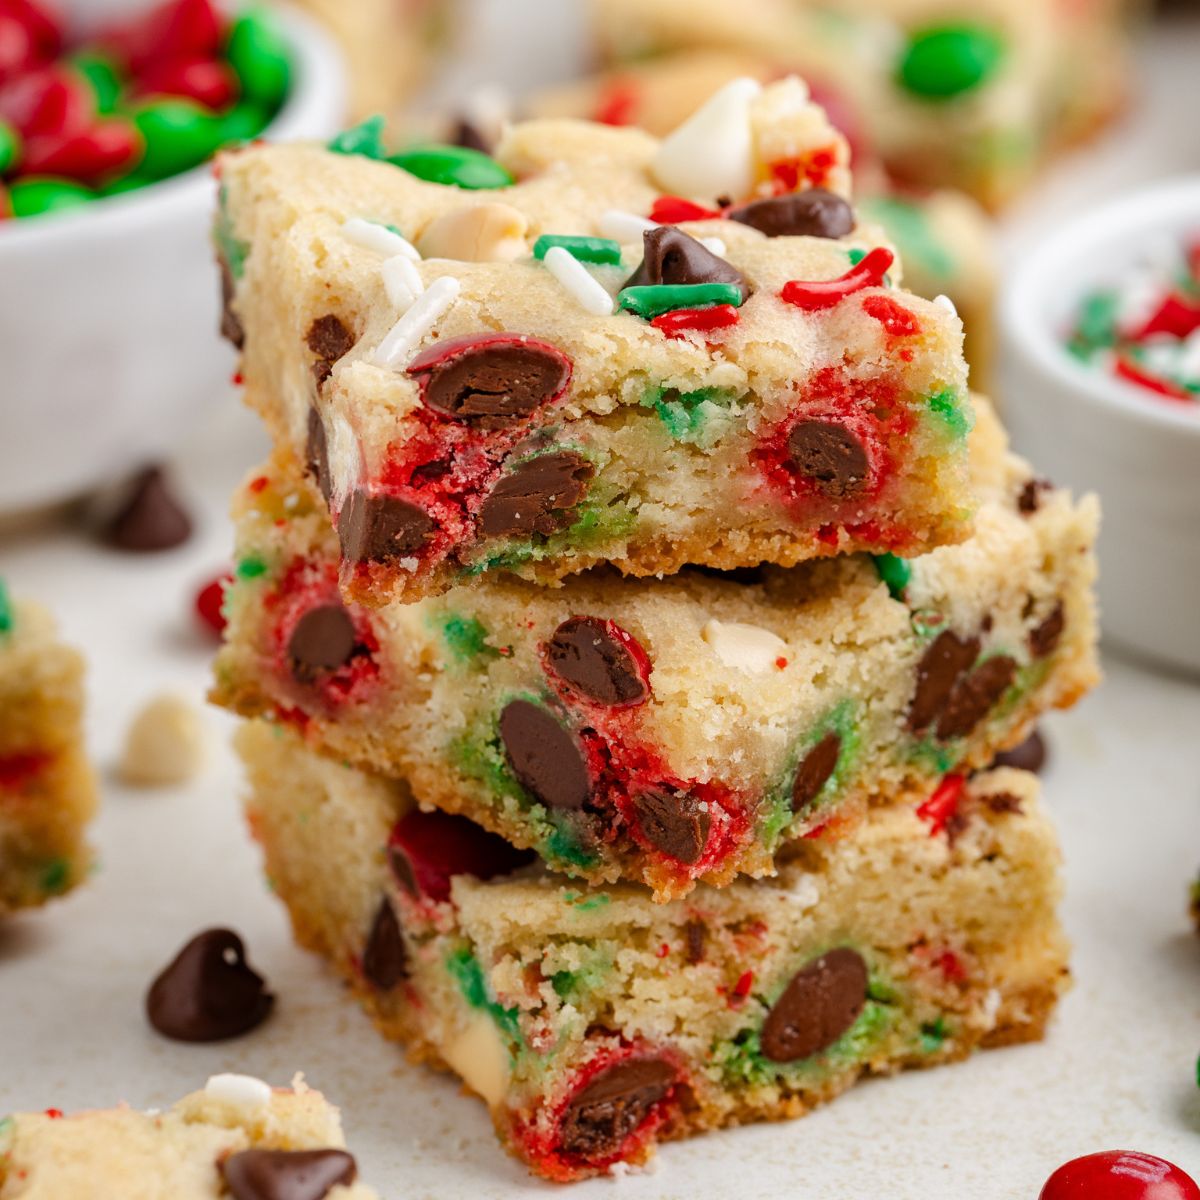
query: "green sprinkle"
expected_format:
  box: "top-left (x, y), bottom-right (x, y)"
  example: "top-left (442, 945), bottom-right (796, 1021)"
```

top-left (328, 115), bottom-right (388, 160)
top-left (440, 614), bottom-right (498, 663)
top-left (926, 388), bottom-right (973, 439)
top-left (552, 970), bottom-right (576, 999)
top-left (617, 282), bottom-right (744, 319)
top-left (40, 859), bottom-right (70, 895)
top-left (0, 118), bottom-right (20, 174)
top-left (390, 144), bottom-right (514, 190)
top-left (897, 25), bottom-right (1007, 100)
top-left (9, 178), bottom-right (94, 218)
top-left (1068, 290), bottom-right (1120, 361)
top-left (131, 99), bottom-right (225, 180)
top-left (847, 248), bottom-right (867, 267)
top-left (446, 946), bottom-right (522, 1043)
top-left (236, 555), bottom-right (268, 580)
top-left (226, 8), bottom-right (292, 107)
top-left (919, 1016), bottom-right (949, 1053)
top-left (644, 385), bottom-right (735, 444)
top-left (71, 54), bottom-right (122, 114)
top-left (563, 891), bottom-right (611, 912)
top-left (872, 553), bottom-right (912, 600)
top-left (0, 580), bottom-right (12, 636)
top-left (533, 235), bottom-right (623, 265)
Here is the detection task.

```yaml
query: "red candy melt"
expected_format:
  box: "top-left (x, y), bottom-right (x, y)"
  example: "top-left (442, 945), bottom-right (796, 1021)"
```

top-left (861, 293), bottom-right (921, 338)
top-left (1040, 1152), bottom-right (1200, 1200)
top-left (780, 247), bottom-right (894, 311)
top-left (650, 303), bottom-right (740, 338)
top-left (916, 774), bottom-right (965, 836)
top-left (648, 195), bottom-right (722, 224)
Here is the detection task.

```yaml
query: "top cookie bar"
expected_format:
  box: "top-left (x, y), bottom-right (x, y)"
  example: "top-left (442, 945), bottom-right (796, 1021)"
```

top-left (216, 79), bottom-right (974, 606)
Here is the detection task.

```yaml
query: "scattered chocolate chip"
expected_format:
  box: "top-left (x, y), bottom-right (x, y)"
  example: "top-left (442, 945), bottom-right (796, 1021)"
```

top-left (727, 189), bottom-right (855, 240)
top-left (221, 1148), bottom-right (357, 1200)
top-left (786, 420), bottom-right (869, 499)
top-left (220, 260), bottom-right (244, 349)
top-left (991, 728), bottom-right (1047, 774)
top-left (684, 919), bottom-right (707, 964)
top-left (499, 699), bottom-right (590, 811)
top-left (478, 452), bottom-right (593, 539)
top-left (557, 1058), bottom-right (676, 1161)
top-left (145, 928), bottom-right (273, 1042)
top-left (632, 788), bottom-right (710, 865)
top-left (907, 630), bottom-right (981, 734)
top-left (760, 947), bottom-right (868, 1063)
top-left (546, 616), bottom-right (650, 706)
top-left (936, 655), bottom-right (1018, 741)
top-left (288, 604), bottom-right (358, 684)
top-left (362, 898), bottom-right (406, 991)
top-left (1029, 602), bottom-right (1065, 659)
top-left (985, 792), bottom-right (1024, 814)
top-left (791, 732), bottom-right (841, 814)
top-left (337, 490), bottom-right (436, 562)
top-left (104, 466), bottom-right (193, 552)
top-left (305, 408), bottom-right (332, 504)
top-left (623, 226), bottom-right (749, 301)
top-left (452, 117), bottom-right (491, 153)
top-left (1017, 477), bottom-right (1053, 515)
top-left (306, 315), bottom-right (355, 385)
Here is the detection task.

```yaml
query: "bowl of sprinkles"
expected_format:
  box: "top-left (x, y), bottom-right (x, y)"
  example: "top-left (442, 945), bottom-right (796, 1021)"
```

top-left (0, 0), bottom-right (345, 512)
top-left (1001, 175), bottom-right (1200, 674)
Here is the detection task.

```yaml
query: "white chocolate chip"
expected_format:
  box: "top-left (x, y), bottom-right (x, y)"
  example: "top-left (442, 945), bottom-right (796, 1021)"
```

top-left (340, 217), bottom-right (420, 261)
top-left (374, 275), bottom-right (460, 367)
top-left (381, 253), bottom-right (424, 310)
top-left (597, 209), bottom-right (657, 243)
top-left (204, 1074), bottom-right (272, 1111)
top-left (699, 236), bottom-right (727, 256)
top-left (416, 203), bottom-right (528, 263)
top-left (701, 618), bottom-right (788, 674)
top-left (542, 246), bottom-right (615, 316)
top-left (933, 293), bottom-right (958, 317)
top-left (439, 1011), bottom-right (511, 1109)
top-left (118, 694), bottom-right (209, 787)
top-left (652, 77), bottom-right (762, 200)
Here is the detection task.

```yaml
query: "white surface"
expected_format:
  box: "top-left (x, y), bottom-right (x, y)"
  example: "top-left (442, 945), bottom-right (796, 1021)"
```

top-left (3, 4), bottom-right (1200, 1196)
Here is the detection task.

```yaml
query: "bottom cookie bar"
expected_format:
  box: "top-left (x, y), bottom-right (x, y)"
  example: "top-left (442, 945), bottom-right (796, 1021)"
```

top-left (239, 721), bottom-right (1069, 1182)
top-left (0, 1074), bottom-right (377, 1199)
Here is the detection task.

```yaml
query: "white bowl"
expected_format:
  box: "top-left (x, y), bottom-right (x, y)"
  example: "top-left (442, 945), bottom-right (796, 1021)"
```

top-left (0, 6), bottom-right (346, 513)
top-left (1001, 175), bottom-right (1200, 675)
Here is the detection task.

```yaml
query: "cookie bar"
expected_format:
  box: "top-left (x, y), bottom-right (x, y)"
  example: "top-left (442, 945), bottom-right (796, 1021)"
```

top-left (589, 0), bottom-right (1130, 209)
top-left (0, 584), bottom-right (96, 915)
top-left (239, 720), bottom-right (1069, 1181)
top-left (212, 400), bottom-right (1099, 900)
top-left (216, 79), bottom-right (976, 605)
top-left (0, 1074), bottom-right (377, 1199)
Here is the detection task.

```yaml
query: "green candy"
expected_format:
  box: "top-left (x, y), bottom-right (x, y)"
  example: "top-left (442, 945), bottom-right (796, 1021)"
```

top-left (872, 553), bottom-right (912, 600)
top-left (533, 234), bottom-right (622, 265)
top-left (226, 8), bottom-right (291, 107)
top-left (0, 580), bottom-right (12, 636)
top-left (0, 119), bottom-right (19, 175)
top-left (71, 53), bottom-right (123, 114)
top-left (898, 25), bottom-right (1006, 100)
top-left (131, 100), bottom-right (224, 180)
top-left (617, 282), bottom-right (744, 320)
top-left (328, 115), bottom-right (388, 160)
top-left (390, 144), bottom-right (514, 190)
top-left (99, 171), bottom-right (151, 197)
top-left (10, 177), bottom-right (94, 218)
top-left (236, 554), bottom-right (268, 580)
top-left (218, 100), bottom-right (272, 146)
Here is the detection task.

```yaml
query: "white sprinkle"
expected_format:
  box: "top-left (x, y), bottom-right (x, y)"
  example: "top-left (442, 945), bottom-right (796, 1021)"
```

top-left (701, 618), bottom-right (788, 674)
top-left (933, 293), bottom-right (958, 317)
top-left (341, 217), bottom-right (421, 261)
top-left (543, 246), bottom-right (614, 316)
top-left (374, 275), bottom-right (461, 368)
top-left (381, 253), bottom-right (424, 310)
top-left (597, 209), bottom-right (657, 243)
top-left (700, 236), bottom-right (727, 256)
top-left (205, 1074), bottom-right (272, 1111)
top-left (981, 988), bottom-right (1002, 1028)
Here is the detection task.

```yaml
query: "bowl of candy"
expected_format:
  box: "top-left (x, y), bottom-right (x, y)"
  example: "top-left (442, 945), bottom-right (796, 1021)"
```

top-left (0, 0), bottom-right (345, 513)
top-left (1001, 175), bottom-right (1200, 674)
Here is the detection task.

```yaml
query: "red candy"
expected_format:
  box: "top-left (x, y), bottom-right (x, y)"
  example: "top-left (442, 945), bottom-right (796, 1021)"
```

top-left (100, 0), bottom-right (222, 75)
top-left (648, 195), bottom-right (722, 224)
top-left (194, 571), bottom-right (231, 637)
top-left (780, 247), bottom-right (894, 311)
top-left (916, 774), bottom-right (965, 836)
top-left (134, 55), bottom-right (238, 111)
top-left (21, 118), bottom-right (140, 184)
top-left (1040, 1152), bottom-right (1200, 1200)
top-left (650, 304), bottom-right (740, 338)
top-left (0, 64), bottom-right (90, 137)
top-left (0, 14), bottom-right (36, 86)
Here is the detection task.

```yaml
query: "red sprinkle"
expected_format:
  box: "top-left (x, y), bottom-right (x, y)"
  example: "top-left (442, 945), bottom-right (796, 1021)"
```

top-left (861, 293), bottom-right (921, 338)
top-left (194, 571), bottom-right (232, 637)
top-left (231, 371), bottom-right (243, 385)
top-left (1133, 293), bottom-right (1200, 340)
top-left (732, 970), bottom-right (754, 999)
top-left (656, 943), bottom-right (670, 958)
top-left (780, 247), bottom-right (894, 311)
top-left (775, 656), bottom-right (788, 670)
top-left (936, 950), bottom-right (967, 983)
top-left (649, 195), bottom-right (722, 224)
top-left (1114, 355), bottom-right (1193, 402)
top-left (917, 774), bottom-right (966, 837)
top-left (650, 304), bottom-right (740, 338)
top-left (44, 1108), bottom-right (63, 1119)
top-left (248, 475), bottom-right (269, 493)
top-left (593, 79), bottom-right (638, 127)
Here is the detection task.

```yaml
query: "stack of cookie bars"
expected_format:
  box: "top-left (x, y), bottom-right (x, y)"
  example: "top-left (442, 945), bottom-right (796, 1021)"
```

top-left (211, 80), bottom-right (1099, 1180)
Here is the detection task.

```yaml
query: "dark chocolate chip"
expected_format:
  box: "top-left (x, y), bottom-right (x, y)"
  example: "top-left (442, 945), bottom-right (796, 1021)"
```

top-left (306, 315), bottom-right (355, 385)
top-left (760, 947), bottom-right (868, 1063)
top-left (1029, 602), bottom-right (1065, 659)
top-left (786, 420), bottom-right (869, 499)
top-left (305, 408), bottom-right (332, 504)
top-left (337, 490), bottom-right (436, 562)
top-left (221, 1148), bottom-right (357, 1200)
top-left (684, 919), bottom-right (707, 964)
top-left (546, 616), bottom-right (649, 706)
top-left (990, 728), bottom-right (1047, 774)
top-left (936, 655), bottom-right (1018, 741)
top-left (362, 898), bottom-right (406, 990)
top-left (478, 452), bottom-right (593, 539)
top-left (220, 260), bottom-right (244, 349)
top-left (727, 189), bottom-right (855, 240)
top-left (415, 340), bottom-right (571, 422)
top-left (452, 117), bottom-right (491, 153)
top-left (623, 226), bottom-right (749, 301)
top-left (791, 731), bottom-right (841, 814)
top-left (499, 699), bottom-right (590, 811)
top-left (985, 792), bottom-right (1024, 814)
top-left (907, 630), bottom-right (981, 734)
top-left (288, 604), bottom-right (358, 683)
top-left (145, 928), bottom-right (273, 1042)
top-left (632, 788), bottom-right (710, 865)
top-left (557, 1058), bottom-right (676, 1161)
top-left (1017, 477), bottom-right (1053, 515)
top-left (104, 466), bottom-right (193, 552)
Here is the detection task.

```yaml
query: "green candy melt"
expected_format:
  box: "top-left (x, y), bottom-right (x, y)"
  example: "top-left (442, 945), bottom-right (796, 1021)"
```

top-left (390, 144), bottom-right (514, 190)
top-left (226, 8), bottom-right (292, 107)
top-left (132, 100), bottom-right (224, 180)
top-left (0, 580), bottom-right (12, 636)
top-left (9, 178), bottom-right (94, 217)
top-left (328, 115), bottom-right (388, 160)
top-left (0, 119), bottom-right (18, 175)
top-left (897, 25), bottom-right (1007, 100)
top-left (617, 282), bottom-right (744, 319)
top-left (872, 553), bottom-right (912, 600)
top-left (533, 235), bottom-right (622, 265)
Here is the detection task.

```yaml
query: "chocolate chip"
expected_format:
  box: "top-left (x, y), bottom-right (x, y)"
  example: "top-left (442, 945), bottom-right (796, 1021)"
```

top-left (688, 564), bottom-right (766, 586)
top-left (623, 226), bottom-right (749, 301)
top-left (288, 604), bottom-right (358, 683)
top-left (452, 117), bottom-right (491, 153)
top-left (337, 490), bottom-right (436, 562)
top-left (908, 630), bottom-right (980, 734)
top-left (478, 452), bottom-right (593, 539)
top-left (220, 260), bottom-right (244, 349)
top-left (1029, 602), bottom-right (1065, 659)
top-left (546, 616), bottom-right (649, 706)
top-left (727, 189), bottom-right (855, 240)
top-left (557, 1058), bottom-right (676, 1161)
top-left (411, 337), bottom-right (571, 422)
top-left (985, 792), bottom-right (1024, 814)
top-left (306, 408), bottom-right (332, 504)
top-left (499, 699), bottom-right (590, 811)
top-left (786, 421), bottom-right (869, 499)
top-left (632, 788), bottom-right (710, 864)
top-left (306, 315), bottom-right (355, 385)
top-left (221, 1149), bottom-right (357, 1200)
top-left (760, 947), bottom-right (868, 1063)
top-left (936, 655), bottom-right (1018, 741)
top-left (791, 732), bottom-right (841, 814)
top-left (362, 898), bottom-right (406, 990)
top-left (1017, 477), bottom-right (1053, 515)
top-left (991, 728), bottom-right (1047, 774)
top-left (684, 919), bottom-right (707, 964)
top-left (104, 466), bottom-right (193, 552)
top-left (145, 928), bottom-right (273, 1042)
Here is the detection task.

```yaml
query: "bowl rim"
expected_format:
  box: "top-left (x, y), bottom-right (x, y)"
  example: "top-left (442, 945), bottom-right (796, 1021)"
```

top-left (0, 3), bottom-right (345, 247)
top-left (1001, 173), bottom-right (1200, 436)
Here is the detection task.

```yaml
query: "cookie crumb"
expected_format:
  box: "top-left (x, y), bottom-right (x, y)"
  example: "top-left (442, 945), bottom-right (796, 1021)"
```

top-left (119, 694), bottom-right (209, 786)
